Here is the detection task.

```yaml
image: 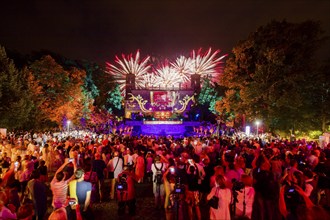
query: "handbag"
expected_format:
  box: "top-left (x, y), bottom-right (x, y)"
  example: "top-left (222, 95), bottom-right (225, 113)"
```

top-left (208, 187), bottom-right (219, 209)
top-left (109, 158), bottom-right (120, 179)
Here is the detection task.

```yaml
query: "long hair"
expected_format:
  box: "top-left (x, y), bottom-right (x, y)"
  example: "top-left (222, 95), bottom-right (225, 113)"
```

top-left (216, 175), bottom-right (226, 189)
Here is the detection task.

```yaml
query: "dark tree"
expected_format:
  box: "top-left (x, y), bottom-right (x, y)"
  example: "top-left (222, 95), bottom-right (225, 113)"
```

top-left (220, 20), bottom-right (328, 133)
top-left (0, 46), bottom-right (33, 129)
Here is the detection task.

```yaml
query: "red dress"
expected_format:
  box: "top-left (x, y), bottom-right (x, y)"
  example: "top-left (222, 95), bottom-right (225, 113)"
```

top-left (135, 156), bottom-right (145, 182)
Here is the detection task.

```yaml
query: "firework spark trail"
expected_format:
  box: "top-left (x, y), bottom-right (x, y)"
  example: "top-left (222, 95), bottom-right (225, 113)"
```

top-left (189, 48), bottom-right (227, 81)
top-left (141, 73), bottom-right (158, 88)
top-left (106, 48), bottom-right (227, 94)
top-left (106, 51), bottom-right (151, 93)
top-left (170, 56), bottom-right (193, 83)
top-left (153, 65), bottom-right (184, 89)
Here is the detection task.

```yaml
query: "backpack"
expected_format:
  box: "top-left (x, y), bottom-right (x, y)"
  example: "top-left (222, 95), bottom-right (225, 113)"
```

top-left (154, 163), bottom-right (164, 185)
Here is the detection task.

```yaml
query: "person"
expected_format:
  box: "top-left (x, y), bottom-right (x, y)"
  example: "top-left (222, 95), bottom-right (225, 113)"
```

top-left (210, 165), bottom-right (226, 188)
top-left (6, 179), bottom-right (21, 211)
top-left (145, 151), bottom-right (154, 183)
top-left (16, 156), bottom-right (33, 201)
top-left (107, 151), bottom-right (123, 200)
top-left (185, 158), bottom-right (204, 220)
top-left (25, 170), bottom-right (47, 220)
top-left (123, 148), bottom-right (134, 166)
top-left (163, 165), bottom-right (176, 210)
top-left (279, 170), bottom-right (311, 219)
top-left (252, 153), bottom-right (281, 220)
top-left (135, 151), bottom-right (145, 183)
top-left (151, 155), bottom-right (166, 209)
top-left (236, 174), bottom-right (255, 219)
top-left (68, 168), bottom-right (92, 220)
top-left (50, 158), bottom-right (76, 209)
top-left (0, 193), bottom-right (17, 220)
top-left (83, 163), bottom-right (98, 205)
top-left (16, 203), bottom-right (34, 220)
top-left (48, 207), bottom-right (68, 220)
top-left (37, 160), bottom-right (48, 183)
top-left (207, 174), bottom-right (231, 220)
top-left (91, 153), bottom-right (106, 202)
top-left (116, 165), bottom-right (137, 216)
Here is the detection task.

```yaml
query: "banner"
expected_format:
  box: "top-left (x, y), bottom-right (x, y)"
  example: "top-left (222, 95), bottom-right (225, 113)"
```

top-left (151, 91), bottom-right (172, 106)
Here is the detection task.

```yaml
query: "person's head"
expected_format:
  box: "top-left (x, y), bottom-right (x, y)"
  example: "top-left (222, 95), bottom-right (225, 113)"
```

top-left (113, 151), bottom-right (119, 157)
top-left (214, 165), bottom-right (225, 176)
top-left (56, 171), bottom-right (65, 181)
top-left (290, 159), bottom-right (298, 168)
top-left (215, 175), bottom-right (226, 189)
top-left (95, 153), bottom-right (101, 160)
top-left (48, 207), bottom-right (67, 220)
top-left (39, 160), bottom-right (45, 166)
top-left (74, 168), bottom-right (85, 179)
top-left (292, 171), bottom-right (305, 188)
top-left (30, 170), bottom-right (40, 180)
top-left (17, 204), bottom-right (34, 220)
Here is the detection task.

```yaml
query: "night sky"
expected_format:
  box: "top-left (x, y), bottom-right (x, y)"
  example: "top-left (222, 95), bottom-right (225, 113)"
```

top-left (1, 0), bottom-right (329, 64)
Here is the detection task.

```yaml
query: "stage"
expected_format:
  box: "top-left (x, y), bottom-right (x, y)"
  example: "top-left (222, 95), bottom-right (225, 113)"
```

top-left (125, 120), bottom-right (201, 137)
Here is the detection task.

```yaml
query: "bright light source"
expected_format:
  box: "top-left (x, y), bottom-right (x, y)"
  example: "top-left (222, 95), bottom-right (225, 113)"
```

top-left (255, 120), bottom-right (261, 136)
top-left (245, 126), bottom-right (250, 136)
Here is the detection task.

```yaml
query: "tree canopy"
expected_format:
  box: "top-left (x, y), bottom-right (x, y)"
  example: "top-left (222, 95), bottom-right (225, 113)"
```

top-left (0, 46), bottom-right (33, 129)
top-left (220, 20), bottom-right (329, 133)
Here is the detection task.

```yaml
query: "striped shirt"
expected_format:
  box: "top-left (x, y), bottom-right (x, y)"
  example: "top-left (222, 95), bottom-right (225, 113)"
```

top-left (50, 178), bottom-right (71, 209)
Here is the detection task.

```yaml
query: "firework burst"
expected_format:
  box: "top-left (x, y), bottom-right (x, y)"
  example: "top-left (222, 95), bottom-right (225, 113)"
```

top-left (189, 48), bottom-right (227, 81)
top-left (106, 48), bottom-right (227, 95)
top-left (106, 50), bottom-right (151, 93)
top-left (153, 65), bottom-right (184, 88)
top-left (170, 56), bottom-right (193, 83)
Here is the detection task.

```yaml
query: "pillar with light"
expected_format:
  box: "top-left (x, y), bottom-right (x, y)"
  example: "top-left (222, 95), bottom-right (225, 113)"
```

top-left (255, 120), bottom-right (260, 137)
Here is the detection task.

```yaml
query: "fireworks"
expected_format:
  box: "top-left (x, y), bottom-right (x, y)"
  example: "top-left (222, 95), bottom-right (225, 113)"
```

top-left (170, 56), bottom-right (193, 83)
top-left (154, 65), bottom-right (184, 89)
top-left (189, 48), bottom-right (227, 82)
top-left (106, 51), bottom-right (151, 94)
top-left (106, 48), bottom-right (227, 94)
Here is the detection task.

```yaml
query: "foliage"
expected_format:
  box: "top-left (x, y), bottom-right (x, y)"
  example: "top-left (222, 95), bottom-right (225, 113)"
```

top-left (312, 60), bottom-right (330, 131)
top-left (28, 55), bottom-right (89, 128)
top-left (197, 78), bottom-right (217, 105)
top-left (89, 107), bottom-right (114, 126)
top-left (220, 20), bottom-right (328, 132)
top-left (106, 84), bottom-right (123, 114)
top-left (0, 46), bottom-right (34, 129)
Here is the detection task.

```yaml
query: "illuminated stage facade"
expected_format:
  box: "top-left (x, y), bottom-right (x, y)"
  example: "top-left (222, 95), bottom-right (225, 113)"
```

top-left (124, 75), bottom-right (201, 137)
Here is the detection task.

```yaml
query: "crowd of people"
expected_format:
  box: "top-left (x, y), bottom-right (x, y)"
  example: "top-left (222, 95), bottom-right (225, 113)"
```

top-left (0, 130), bottom-right (329, 220)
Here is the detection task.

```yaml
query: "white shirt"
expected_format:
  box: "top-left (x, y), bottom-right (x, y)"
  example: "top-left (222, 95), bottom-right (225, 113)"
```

top-left (108, 157), bottom-right (123, 178)
top-left (151, 162), bottom-right (166, 183)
